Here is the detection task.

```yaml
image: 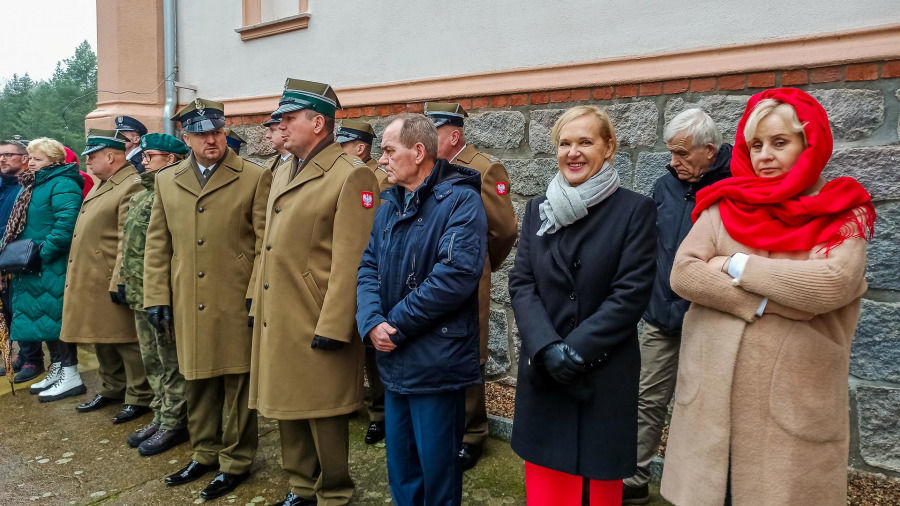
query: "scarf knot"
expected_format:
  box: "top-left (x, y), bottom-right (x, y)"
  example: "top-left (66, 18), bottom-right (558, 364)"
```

top-left (537, 162), bottom-right (619, 236)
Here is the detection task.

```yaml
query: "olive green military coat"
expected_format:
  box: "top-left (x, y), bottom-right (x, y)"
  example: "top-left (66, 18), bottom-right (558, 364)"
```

top-left (61, 164), bottom-right (142, 344)
top-left (249, 142), bottom-right (379, 420)
top-left (451, 144), bottom-right (518, 359)
top-left (143, 149), bottom-right (271, 380)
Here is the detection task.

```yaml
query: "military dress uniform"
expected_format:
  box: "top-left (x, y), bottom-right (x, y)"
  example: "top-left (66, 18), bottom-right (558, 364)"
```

top-left (249, 79), bottom-right (379, 505)
top-left (425, 103), bottom-right (518, 455)
top-left (62, 130), bottom-right (153, 413)
top-left (121, 133), bottom-right (191, 455)
top-left (143, 100), bottom-right (272, 486)
top-left (337, 119), bottom-right (389, 431)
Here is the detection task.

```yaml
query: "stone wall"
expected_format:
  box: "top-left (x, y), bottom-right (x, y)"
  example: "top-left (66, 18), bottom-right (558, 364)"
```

top-left (228, 60), bottom-right (900, 477)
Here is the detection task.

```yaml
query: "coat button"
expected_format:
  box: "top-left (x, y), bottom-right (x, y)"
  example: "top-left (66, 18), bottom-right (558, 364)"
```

top-left (263, 282), bottom-right (269, 289)
top-left (198, 206), bottom-right (205, 213)
top-left (198, 272), bottom-right (204, 278)
top-left (573, 259), bottom-right (581, 269)
top-left (197, 239), bottom-right (204, 245)
top-left (265, 244), bottom-right (271, 251)
top-left (274, 206), bottom-right (281, 213)
top-left (441, 327), bottom-right (448, 333)
top-left (198, 304), bottom-right (205, 310)
top-left (569, 292), bottom-right (576, 300)
top-left (263, 321), bottom-right (268, 327)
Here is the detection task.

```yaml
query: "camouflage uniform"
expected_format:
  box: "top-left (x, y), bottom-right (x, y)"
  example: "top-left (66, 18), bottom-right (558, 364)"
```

top-left (121, 170), bottom-right (186, 430)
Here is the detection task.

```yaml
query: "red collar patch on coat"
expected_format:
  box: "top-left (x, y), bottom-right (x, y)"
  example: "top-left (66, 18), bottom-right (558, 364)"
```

top-left (496, 181), bottom-right (508, 195)
top-left (361, 191), bottom-right (374, 208)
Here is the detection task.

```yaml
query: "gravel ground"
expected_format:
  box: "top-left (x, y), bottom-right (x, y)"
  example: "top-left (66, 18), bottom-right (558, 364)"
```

top-left (485, 380), bottom-right (900, 505)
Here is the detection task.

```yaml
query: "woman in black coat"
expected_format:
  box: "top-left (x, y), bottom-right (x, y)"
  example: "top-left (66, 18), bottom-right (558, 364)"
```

top-left (509, 105), bottom-right (657, 506)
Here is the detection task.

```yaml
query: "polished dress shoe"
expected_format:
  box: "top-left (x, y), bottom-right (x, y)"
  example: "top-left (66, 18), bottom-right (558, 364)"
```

top-left (165, 460), bottom-right (217, 486)
top-left (458, 442), bottom-right (483, 471)
top-left (127, 423), bottom-right (159, 448)
top-left (365, 421), bottom-right (385, 445)
top-left (112, 404), bottom-right (152, 424)
top-left (138, 428), bottom-right (189, 456)
top-left (201, 471), bottom-right (250, 500)
top-left (76, 393), bottom-right (123, 413)
top-left (269, 492), bottom-right (317, 506)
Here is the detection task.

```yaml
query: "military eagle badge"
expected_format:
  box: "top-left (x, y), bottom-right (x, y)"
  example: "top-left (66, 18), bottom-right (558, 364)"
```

top-left (361, 191), bottom-right (374, 208)
top-left (496, 182), bottom-right (508, 195)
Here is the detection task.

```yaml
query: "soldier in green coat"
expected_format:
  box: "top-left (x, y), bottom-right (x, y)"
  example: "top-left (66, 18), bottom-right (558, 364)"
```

top-left (120, 133), bottom-right (191, 456)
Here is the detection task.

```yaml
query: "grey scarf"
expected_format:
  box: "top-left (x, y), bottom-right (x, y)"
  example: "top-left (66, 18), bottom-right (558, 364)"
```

top-left (537, 162), bottom-right (619, 236)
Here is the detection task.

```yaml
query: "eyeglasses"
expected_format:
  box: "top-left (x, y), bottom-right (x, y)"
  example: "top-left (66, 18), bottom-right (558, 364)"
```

top-left (141, 152), bottom-right (168, 162)
top-left (0, 153), bottom-right (26, 159)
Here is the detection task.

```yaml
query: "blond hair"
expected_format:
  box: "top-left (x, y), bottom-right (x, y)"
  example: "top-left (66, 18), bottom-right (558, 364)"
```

top-left (550, 105), bottom-right (618, 160)
top-left (743, 99), bottom-right (807, 145)
top-left (26, 137), bottom-right (67, 165)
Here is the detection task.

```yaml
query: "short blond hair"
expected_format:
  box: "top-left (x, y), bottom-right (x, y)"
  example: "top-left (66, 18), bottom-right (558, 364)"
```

top-left (743, 99), bottom-right (807, 145)
top-left (550, 105), bottom-right (618, 160)
top-left (26, 137), bottom-right (67, 165)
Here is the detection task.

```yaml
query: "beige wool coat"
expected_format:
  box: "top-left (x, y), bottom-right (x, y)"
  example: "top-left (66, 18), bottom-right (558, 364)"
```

top-left (660, 203), bottom-right (868, 506)
top-left (61, 164), bottom-right (142, 344)
top-left (143, 149), bottom-right (271, 380)
top-left (249, 142), bottom-right (379, 420)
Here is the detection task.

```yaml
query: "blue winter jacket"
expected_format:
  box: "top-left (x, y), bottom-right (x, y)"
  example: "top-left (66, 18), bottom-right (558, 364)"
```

top-left (357, 159), bottom-right (487, 394)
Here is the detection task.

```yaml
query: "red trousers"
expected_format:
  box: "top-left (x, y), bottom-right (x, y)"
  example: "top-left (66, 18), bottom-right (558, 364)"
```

top-left (525, 461), bottom-right (623, 506)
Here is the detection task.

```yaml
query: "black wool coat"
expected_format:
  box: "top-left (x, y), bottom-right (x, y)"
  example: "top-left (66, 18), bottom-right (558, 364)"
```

top-left (509, 187), bottom-right (657, 480)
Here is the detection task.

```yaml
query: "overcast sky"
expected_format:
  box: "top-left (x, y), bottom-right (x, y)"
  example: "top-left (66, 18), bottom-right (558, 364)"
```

top-left (0, 0), bottom-right (97, 83)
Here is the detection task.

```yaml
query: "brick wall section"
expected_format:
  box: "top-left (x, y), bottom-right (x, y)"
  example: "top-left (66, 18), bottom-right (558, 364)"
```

top-left (226, 60), bottom-right (900, 124)
top-left (227, 59), bottom-right (900, 478)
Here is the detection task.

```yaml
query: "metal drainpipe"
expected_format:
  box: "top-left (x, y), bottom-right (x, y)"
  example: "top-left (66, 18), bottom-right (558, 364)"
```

top-left (162, 0), bottom-right (177, 135)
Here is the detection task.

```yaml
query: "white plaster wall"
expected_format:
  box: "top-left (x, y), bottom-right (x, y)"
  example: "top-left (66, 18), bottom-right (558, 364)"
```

top-left (176, 0), bottom-right (900, 101)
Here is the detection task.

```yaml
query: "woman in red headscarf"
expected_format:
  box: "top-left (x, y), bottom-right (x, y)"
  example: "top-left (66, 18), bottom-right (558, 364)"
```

top-left (659, 88), bottom-right (875, 506)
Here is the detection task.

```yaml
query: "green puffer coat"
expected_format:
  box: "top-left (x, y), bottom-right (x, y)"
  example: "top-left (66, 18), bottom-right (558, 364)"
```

top-left (10, 163), bottom-right (84, 342)
top-left (120, 170), bottom-right (157, 310)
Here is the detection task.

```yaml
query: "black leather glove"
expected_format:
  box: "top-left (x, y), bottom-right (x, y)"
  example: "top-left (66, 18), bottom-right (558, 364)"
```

top-left (146, 305), bottom-right (173, 333)
top-left (311, 335), bottom-right (344, 351)
top-left (110, 284), bottom-right (126, 305)
top-left (246, 299), bottom-right (253, 328)
top-left (537, 342), bottom-right (585, 384)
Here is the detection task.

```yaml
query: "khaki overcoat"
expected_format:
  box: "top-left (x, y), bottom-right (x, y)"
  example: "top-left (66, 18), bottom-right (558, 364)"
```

top-left (143, 149), bottom-right (271, 380)
top-left (249, 142), bottom-right (379, 420)
top-left (61, 164), bottom-right (141, 344)
top-left (451, 144), bottom-right (517, 359)
top-left (660, 204), bottom-right (867, 506)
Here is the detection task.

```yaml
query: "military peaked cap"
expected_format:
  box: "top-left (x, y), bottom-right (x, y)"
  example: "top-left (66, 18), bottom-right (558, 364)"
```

top-left (173, 98), bottom-right (226, 133)
top-left (82, 129), bottom-right (128, 155)
top-left (263, 114), bottom-right (282, 127)
top-left (424, 102), bottom-right (468, 128)
top-left (273, 78), bottom-right (341, 118)
top-left (335, 119), bottom-right (376, 145)
top-left (114, 115), bottom-right (148, 137)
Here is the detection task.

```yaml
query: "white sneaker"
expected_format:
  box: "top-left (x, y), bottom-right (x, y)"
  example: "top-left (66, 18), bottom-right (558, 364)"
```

top-left (38, 366), bottom-right (86, 403)
top-left (30, 362), bottom-right (62, 394)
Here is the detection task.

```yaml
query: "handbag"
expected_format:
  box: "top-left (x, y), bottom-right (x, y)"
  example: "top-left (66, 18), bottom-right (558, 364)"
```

top-left (0, 239), bottom-right (42, 273)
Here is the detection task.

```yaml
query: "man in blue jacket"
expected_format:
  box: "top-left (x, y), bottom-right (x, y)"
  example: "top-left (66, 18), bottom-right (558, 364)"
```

top-left (0, 139), bottom-right (44, 382)
top-left (357, 114), bottom-right (487, 506)
top-left (623, 108), bottom-right (732, 504)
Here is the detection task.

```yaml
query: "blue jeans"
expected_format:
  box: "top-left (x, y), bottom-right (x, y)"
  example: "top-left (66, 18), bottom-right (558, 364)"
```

top-left (385, 389), bottom-right (465, 506)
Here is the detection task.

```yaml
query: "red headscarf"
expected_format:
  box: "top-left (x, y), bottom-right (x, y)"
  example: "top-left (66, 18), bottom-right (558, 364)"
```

top-left (63, 146), bottom-right (94, 200)
top-left (692, 87), bottom-right (875, 253)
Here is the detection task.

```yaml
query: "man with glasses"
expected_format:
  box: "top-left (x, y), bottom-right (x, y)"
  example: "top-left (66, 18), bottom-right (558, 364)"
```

top-left (0, 140), bottom-right (45, 382)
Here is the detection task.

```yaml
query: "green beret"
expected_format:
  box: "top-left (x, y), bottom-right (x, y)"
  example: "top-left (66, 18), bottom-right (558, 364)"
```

top-left (82, 128), bottom-right (128, 155)
top-left (273, 78), bottom-right (341, 118)
top-left (424, 102), bottom-right (468, 127)
top-left (140, 133), bottom-right (189, 156)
